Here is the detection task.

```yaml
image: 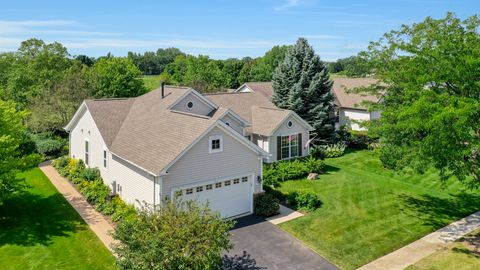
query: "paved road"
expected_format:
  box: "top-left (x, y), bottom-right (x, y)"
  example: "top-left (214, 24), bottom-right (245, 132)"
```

top-left (226, 215), bottom-right (339, 270)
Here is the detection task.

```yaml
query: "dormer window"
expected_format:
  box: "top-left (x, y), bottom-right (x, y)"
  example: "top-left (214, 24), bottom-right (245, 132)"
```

top-left (186, 100), bottom-right (195, 111)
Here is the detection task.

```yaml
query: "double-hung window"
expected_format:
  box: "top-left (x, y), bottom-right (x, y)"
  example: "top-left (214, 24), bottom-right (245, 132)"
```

top-left (103, 149), bottom-right (108, 169)
top-left (280, 134), bottom-right (299, 159)
top-left (85, 139), bottom-right (89, 165)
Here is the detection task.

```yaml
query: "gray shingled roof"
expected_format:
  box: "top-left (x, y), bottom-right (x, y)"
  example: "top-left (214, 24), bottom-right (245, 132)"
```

top-left (251, 106), bottom-right (291, 136)
top-left (240, 79), bottom-right (380, 110)
top-left (86, 86), bottom-right (228, 175)
top-left (331, 78), bottom-right (380, 109)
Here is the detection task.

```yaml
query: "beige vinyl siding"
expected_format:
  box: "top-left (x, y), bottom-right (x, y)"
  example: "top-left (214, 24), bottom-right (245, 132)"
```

top-left (162, 127), bottom-right (262, 198)
top-left (269, 116), bottom-right (310, 162)
top-left (170, 92), bottom-right (214, 116)
top-left (220, 114), bottom-right (244, 135)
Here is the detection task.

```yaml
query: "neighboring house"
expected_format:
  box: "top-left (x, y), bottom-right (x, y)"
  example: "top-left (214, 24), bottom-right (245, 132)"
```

top-left (205, 82), bottom-right (315, 163)
top-left (235, 79), bottom-right (381, 132)
top-left (65, 85), bottom-right (268, 218)
top-left (331, 78), bottom-right (382, 131)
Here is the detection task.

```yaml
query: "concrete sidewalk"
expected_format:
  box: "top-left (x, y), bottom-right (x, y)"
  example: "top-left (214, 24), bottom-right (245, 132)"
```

top-left (357, 210), bottom-right (480, 270)
top-left (39, 162), bottom-right (116, 252)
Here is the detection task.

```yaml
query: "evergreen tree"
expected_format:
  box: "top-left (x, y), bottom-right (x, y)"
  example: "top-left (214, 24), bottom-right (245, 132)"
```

top-left (272, 38), bottom-right (334, 139)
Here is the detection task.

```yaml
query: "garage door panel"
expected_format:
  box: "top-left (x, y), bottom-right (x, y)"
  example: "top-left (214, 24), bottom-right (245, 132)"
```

top-left (174, 175), bottom-right (252, 218)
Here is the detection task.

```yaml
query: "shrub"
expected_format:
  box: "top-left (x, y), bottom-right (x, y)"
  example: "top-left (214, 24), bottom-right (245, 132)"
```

top-left (319, 142), bottom-right (347, 158)
top-left (287, 191), bottom-right (322, 212)
top-left (111, 198), bottom-right (137, 222)
top-left (309, 146), bottom-right (325, 159)
top-left (304, 156), bottom-right (325, 173)
top-left (263, 185), bottom-right (286, 201)
top-left (254, 193), bottom-right (280, 217)
top-left (79, 180), bottom-right (111, 204)
top-left (81, 167), bottom-right (101, 181)
top-left (52, 155), bottom-right (69, 170)
top-left (64, 158), bottom-right (86, 179)
top-left (31, 132), bottom-right (68, 159)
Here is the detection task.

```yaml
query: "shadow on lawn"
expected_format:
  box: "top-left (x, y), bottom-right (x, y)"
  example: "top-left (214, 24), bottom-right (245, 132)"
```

top-left (322, 164), bottom-right (341, 175)
top-left (0, 191), bottom-right (84, 247)
top-left (398, 193), bottom-right (480, 228)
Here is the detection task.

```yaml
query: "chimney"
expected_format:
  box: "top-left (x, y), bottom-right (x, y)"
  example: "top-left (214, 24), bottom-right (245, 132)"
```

top-left (161, 82), bottom-right (166, 99)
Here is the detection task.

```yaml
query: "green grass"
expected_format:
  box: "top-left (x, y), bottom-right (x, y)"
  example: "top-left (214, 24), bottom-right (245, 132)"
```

top-left (142, 75), bottom-right (162, 91)
top-left (406, 229), bottom-right (480, 270)
top-left (0, 168), bottom-right (117, 270)
top-left (277, 150), bottom-right (480, 270)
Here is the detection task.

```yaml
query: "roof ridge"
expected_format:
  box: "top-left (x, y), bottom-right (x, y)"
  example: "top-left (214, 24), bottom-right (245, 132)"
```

top-left (256, 106), bottom-right (288, 111)
top-left (88, 97), bottom-right (132, 101)
top-left (204, 91), bottom-right (250, 96)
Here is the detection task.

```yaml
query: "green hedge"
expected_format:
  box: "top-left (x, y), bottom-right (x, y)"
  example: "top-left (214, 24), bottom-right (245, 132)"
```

top-left (263, 157), bottom-right (325, 187)
top-left (286, 191), bottom-right (322, 212)
top-left (52, 156), bottom-right (136, 222)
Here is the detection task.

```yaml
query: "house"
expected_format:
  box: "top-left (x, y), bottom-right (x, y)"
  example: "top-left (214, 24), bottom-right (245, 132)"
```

top-left (235, 79), bottom-right (381, 132)
top-left (65, 85), bottom-right (269, 218)
top-left (205, 82), bottom-right (315, 163)
top-left (332, 78), bottom-right (382, 131)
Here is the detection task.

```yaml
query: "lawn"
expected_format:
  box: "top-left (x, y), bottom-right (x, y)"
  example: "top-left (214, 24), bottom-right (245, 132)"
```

top-left (406, 229), bottom-right (480, 270)
top-left (277, 150), bottom-right (480, 270)
top-left (142, 75), bottom-right (162, 91)
top-left (0, 168), bottom-right (117, 270)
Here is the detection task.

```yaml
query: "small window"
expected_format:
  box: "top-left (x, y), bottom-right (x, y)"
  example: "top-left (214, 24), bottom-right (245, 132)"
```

top-left (206, 184), bottom-right (213, 190)
top-left (209, 135), bottom-right (223, 153)
top-left (84, 139), bottom-right (89, 165)
top-left (186, 188), bottom-right (193, 194)
top-left (186, 100), bottom-right (194, 110)
top-left (242, 176), bottom-right (248, 182)
top-left (215, 182), bottom-right (222, 188)
top-left (224, 180), bottom-right (231, 186)
top-left (287, 120), bottom-right (293, 128)
top-left (233, 178), bottom-right (239, 184)
top-left (225, 121), bottom-right (231, 126)
top-left (174, 190), bottom-right (183, 197)
top-left (196, 186), bottom-right (203, 192)
top-left (103, 150), bottom-right (107, 168)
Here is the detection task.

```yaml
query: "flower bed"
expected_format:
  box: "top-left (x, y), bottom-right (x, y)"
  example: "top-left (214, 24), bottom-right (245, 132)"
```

top-left (52, 156), bottom-right (136, 222)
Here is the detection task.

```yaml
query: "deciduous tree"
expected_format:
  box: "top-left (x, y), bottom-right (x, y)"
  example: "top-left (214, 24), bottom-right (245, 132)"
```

top-left (113, 201), bottom-right (233, 270)
top-left (360, 13), bottom-right (480, 184)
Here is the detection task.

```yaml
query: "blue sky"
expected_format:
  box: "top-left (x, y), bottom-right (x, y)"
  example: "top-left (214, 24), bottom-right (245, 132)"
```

top-left (0, 0), bottom-right (477, 61)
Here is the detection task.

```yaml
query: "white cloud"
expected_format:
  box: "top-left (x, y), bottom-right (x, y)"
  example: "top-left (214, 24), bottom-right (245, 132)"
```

top-left (274, 0), bottom-right (310, 11)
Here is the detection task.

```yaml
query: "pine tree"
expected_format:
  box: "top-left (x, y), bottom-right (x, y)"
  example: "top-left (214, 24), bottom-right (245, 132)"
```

top-left (272, 38), bottom-right (335, 139)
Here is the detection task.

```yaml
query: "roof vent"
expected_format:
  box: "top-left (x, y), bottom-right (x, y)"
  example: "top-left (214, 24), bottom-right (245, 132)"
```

top-left (161, 82), bottom-right (166, 99)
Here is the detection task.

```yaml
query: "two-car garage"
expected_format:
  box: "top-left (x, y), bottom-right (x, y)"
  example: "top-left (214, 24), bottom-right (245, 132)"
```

top-left (173, 175), bottom-right (253, 218)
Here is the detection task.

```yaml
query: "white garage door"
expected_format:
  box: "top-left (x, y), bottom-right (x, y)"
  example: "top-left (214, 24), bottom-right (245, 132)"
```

top-left (174, 175), bottom-right (253, 218)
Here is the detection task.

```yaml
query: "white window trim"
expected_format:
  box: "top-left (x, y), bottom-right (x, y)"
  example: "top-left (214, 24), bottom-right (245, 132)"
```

top-left (208, 134), bottom-right (223, 154)
top-left (280, 134), bottom-right (299, 160)
top-left (287, 120), bottom-right (293, 128)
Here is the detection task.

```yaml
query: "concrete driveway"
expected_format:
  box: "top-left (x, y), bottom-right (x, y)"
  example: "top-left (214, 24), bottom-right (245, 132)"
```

top-left (226, 215), bottom-right (339, 270)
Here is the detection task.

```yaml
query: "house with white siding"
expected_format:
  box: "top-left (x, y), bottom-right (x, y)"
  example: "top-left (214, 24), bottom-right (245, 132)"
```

top-left (65, 84), bottom-right (313, 218)
top-left (235, 79), bottom-right (382, 132)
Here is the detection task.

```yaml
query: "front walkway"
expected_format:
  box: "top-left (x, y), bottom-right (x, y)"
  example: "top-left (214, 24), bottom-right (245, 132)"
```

top-left (266, 205), bottom-right (304, 225)
top-left (39, 162), bottom-right (116, 252)
top-left (357, 210), bottom-right (480, 270)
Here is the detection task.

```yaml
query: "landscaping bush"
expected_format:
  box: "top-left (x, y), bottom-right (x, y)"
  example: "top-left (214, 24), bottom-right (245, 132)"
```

top-left (254, 193), bottom-right (280, 217)
top-left (309, 146), bottom-right (325, 159)
top-left (79, 179), bottom-right (111, 205)
top-left (263, 185), bottom-right (286, 201)
top-left (319, 142), bottom-right (347, 158)
top-left (81, 167), bottom-right (101, 181)
top-left (52, 156), bottom-right (136, 222)
top-left (287, 191), bottom-right (322, 212)
top-left (31, 132), bottom-right (68, 159)
top-left (304, 156), bottom-right (325, 173)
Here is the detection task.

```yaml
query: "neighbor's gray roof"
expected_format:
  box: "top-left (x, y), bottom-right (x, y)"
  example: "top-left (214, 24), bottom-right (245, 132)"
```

top-left (87, 86), bottom-right (227, 175)
top-left (240, 79), bottom-right (380, 110)
top-left (331, 78), bottom-right (380, 110)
